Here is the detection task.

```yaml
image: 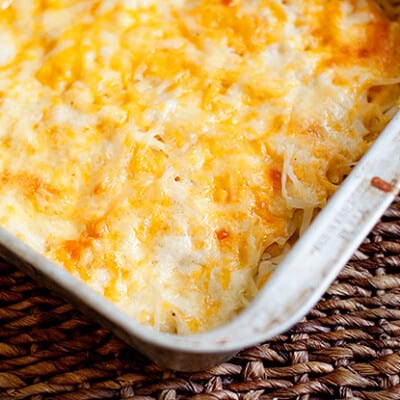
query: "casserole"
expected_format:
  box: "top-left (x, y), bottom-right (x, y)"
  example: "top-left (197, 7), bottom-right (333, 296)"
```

top-left (1, 111), bottom-right (399, 371)
top-left (0, 0), bottom-right (399, 370)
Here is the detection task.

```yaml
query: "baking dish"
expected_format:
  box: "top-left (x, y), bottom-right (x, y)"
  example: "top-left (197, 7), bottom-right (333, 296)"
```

top-left (1, 110), bottom-right (399, 372)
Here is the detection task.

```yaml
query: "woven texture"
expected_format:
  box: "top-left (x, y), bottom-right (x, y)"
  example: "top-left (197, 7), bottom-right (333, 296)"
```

top-left (0, 198), bottom-right (399, 400)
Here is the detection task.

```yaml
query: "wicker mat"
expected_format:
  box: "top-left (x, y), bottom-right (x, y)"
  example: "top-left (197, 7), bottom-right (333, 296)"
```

top-left (0, 198), bottom-right (399, 400)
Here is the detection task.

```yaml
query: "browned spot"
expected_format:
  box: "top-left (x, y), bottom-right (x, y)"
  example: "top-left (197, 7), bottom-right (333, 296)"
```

top-left (269, 169), bottom-right (282, 190)
top-left (63, 239), bottom-right (85, 261)
top-left (221, 0), bottom-right (235, 5)
top-left (154, 134), bottom-right (165, 143)
top-left (174, 176), bottom-right (181, 182)
top-left (1, 170), bottom-right (60, 198)
top-left (216, 229), bottom-right (230, 241)
top-left (358, 48), bottom-right (369, 58)
top-left (371, 176), bottom-right (395, 193)
top-left (364, 18), bottom-right (392, 68)
top-left (93, 183), bottom-right (103, 195)
top-left (85, 220), bottom-right (108, 239)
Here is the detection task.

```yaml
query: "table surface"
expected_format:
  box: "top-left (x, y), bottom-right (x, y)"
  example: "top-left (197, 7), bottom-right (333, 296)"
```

top-left (0, 198), bottom-right (399, 400)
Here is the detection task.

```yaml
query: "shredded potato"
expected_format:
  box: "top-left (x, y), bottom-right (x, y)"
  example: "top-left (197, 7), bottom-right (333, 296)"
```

top-left (0, 0), bottom-right (399, 333)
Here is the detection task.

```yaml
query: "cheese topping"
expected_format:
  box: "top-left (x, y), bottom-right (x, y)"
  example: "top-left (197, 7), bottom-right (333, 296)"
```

top-left (0, 0), bottom-right (399, 333)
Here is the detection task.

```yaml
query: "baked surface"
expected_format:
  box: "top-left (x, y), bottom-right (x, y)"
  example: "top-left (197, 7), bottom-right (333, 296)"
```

top-left (0, 0), bottom-right (399, 333)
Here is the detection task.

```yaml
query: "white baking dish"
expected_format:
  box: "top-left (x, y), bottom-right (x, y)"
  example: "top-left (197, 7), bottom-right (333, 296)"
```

top-left (1, 112), bottom-right (399, 372)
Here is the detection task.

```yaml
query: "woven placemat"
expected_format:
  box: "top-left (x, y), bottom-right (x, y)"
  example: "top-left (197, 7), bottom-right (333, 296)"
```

top-left (0, 198), bottom-right (399, 400)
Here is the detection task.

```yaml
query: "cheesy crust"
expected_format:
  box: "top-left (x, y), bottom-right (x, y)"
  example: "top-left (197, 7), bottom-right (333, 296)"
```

top-left (0, 0), bottom-right (399, 333)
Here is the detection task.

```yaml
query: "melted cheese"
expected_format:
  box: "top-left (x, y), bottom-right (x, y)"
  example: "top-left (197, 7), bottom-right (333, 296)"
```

top-left (0, 0), bottom-right (399, 333)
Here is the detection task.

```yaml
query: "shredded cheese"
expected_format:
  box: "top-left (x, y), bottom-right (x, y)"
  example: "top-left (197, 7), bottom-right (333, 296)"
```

top-left (0, 0), bottom-right (399, 333)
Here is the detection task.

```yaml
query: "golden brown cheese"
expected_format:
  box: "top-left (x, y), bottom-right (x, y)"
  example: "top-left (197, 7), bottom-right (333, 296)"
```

top-left (0, 0), bottom-right (399, 333)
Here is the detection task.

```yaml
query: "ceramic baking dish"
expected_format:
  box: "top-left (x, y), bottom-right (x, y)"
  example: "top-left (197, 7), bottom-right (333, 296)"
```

top-left (0, 112), bottom-right (399, 372)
